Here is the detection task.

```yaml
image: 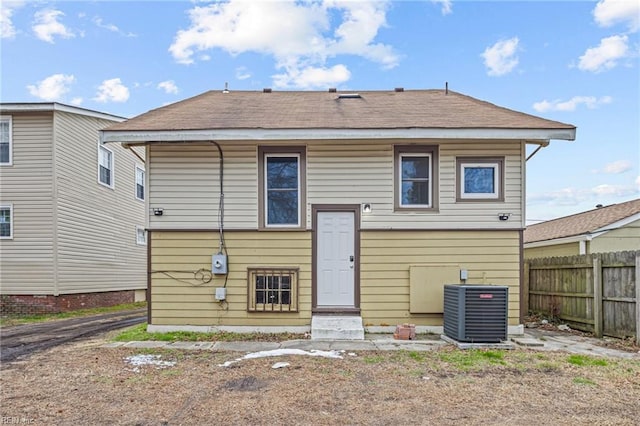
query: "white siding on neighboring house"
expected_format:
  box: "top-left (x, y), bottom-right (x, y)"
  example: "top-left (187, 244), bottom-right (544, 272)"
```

top-left (54, 111), bottom-right (146, 294)
top-left (148, 139), bottom-right (523, 230)
top-left (0, 113), bottom-right (55, 293)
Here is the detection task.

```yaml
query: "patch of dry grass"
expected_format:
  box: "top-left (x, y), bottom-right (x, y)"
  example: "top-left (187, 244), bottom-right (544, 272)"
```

top-left (1, 343), bottom-right (639, 425)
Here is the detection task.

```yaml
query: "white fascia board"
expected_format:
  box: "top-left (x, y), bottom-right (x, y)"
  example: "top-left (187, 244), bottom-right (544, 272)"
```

top-left (1, 103), bottom-right (126, 122)
top-left (100, 127), bottom-right (576, 144)
top-left (524, 234), bottom-right (591, 249)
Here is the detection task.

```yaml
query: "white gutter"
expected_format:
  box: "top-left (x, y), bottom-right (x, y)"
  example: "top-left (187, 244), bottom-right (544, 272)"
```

top-left (1, 102), bottom-right (126, 122)
top-left (100, 127), bottom-right (576, 144)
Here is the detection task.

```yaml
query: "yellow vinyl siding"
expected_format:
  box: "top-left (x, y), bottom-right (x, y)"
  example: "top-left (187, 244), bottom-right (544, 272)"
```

top-left (360, 230), bottom-right (521, 326)
top-left (591, 219), bottom-right (640, 253)
top-left (148, 139), bottom-right (524, 231)
top-left (54, 111), bottom-right (146, 294)
top-left (0, 113), bottom-right (55, 293)
top-left (149, 231), bottom-right (312, 326)
top-left (151, 229), bottom-right (520, 327)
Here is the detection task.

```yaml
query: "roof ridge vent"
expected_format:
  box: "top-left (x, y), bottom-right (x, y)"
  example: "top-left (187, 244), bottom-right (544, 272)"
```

top-left (263, 88), bottom-right (272, 93)
top-left (328, 88), bottom-right (337, 93)
top-left (337, 93), bottom-right (361, 99)
top-left (394, 87), bottom-right (404, 92)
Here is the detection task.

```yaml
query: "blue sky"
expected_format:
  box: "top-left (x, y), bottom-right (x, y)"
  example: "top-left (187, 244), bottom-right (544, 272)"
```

top-left (1, 0), bottom-right (638, 223)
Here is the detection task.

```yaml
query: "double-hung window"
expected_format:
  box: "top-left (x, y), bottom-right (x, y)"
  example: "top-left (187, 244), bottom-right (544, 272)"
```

top-left (135, 165), bottom-right (145, 201)
top-left (0, 116), bottom-right (12, 166)
top-left (0, 204), bottom-right (13, 239)
top-left (98, 145), bottom-right (114, 188)
top-left (259, 147), bottom-right (306, 229)
top-left (456, 157), bottom-right (504, 201)
top-left (394, 145), bottom-right (439, 210)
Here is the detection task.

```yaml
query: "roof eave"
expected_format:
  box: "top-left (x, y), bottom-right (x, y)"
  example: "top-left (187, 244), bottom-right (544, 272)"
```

top-left (100, 127), bottom-right (576, 144)
top-left (1, 102), bottom-right (126, 122)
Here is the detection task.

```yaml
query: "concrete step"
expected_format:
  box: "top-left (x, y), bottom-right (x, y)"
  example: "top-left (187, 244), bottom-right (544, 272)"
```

top-left (311, 316), bottom-right (365, 340)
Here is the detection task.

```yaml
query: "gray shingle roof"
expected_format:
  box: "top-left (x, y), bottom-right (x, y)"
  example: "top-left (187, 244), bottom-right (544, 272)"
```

top-left (524, 198), bottom-right (640, 243)
top-left (105, 89), bottom-right (576, 132)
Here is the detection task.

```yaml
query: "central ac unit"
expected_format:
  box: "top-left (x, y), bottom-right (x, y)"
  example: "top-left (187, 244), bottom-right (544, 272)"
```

top-left (443, 284), bottom-right (508, 343)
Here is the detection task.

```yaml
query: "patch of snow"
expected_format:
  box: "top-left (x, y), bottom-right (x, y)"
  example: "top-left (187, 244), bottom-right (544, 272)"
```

top-left (219, 348), bottom-right (343, 367)
top-left (124, 354), bottom-right (176, 372)
top-left (348, 352), bottom-right (357, 357)
top-left (557, 324), bottom-right (571, 331)
top-left (272, 362), bottom-right (290, 369)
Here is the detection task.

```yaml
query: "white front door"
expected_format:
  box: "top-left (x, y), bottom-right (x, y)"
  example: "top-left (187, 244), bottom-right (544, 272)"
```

top-left (317, 211), bottom-right (355, 307)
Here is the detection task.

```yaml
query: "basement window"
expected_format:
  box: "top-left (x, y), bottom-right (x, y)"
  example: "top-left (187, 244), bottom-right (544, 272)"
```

top-left (248, 268), bottom-right (298, 312)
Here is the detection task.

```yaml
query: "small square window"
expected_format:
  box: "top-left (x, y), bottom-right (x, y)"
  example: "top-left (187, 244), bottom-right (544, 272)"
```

top-left (457, 157), bottom-right (504, 201)
top-left (0, 116), bottom-right (12, 166)
top-left (0, 204), bottom-right (13, 239)
top-left (136, 226), bottom-right (147, 245)
top-left (135, 165), bottom-right (145, 201)
top-left (248, 268), bottom-right (298, 312)
top-left (98, 145), bottom-right (114, 188)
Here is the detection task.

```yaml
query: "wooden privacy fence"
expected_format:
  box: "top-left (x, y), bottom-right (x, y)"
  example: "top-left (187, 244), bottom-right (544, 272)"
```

top-left (523, 251), bottom-right (639, 341)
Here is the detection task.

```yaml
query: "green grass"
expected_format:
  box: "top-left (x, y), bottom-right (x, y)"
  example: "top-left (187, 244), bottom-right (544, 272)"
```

top-left (438, 349), bottom-right (507, 371)
top-left (113, 323), bottom-right (306, 342)
top-left (573, 377), bottom-right (597, 386)
top-left (567, 354), bottom-right (608, 367)
top-left (362, 355), bottom-right (386, 364)
top-left (0, 302), bottom-right (146, 326)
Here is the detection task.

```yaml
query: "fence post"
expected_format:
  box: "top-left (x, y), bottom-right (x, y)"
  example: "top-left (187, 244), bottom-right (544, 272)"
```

top-left (521, 261), bottom-right (530, 323)
top-left (636, 252), bottom-right (640, 345)
top-left (593, 256), bottom-right (603, 338)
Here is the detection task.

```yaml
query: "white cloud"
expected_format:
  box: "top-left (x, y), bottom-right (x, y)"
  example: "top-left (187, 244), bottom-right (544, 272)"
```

top-left (32, 9), bottom-right (75, 43)
top-left (481, 37), bottom-right (519, 76)
top-left (273, 64), bottom-right (351, 89)
top-left (70, 97), bottom-right (83, 106)
top-left (533, 95), bottom-right (612, 112)
top-left (601, 160), bottom-right (633, 174)
top-left (593, 0), bottom-right (640, 32)
top-left (432, 0), bottom-right (452, 15)
top-left (1, 1), bottom-right (25, 39)
top-left (578, 35), bottom-right (629, 72)
top-left (235, 66), bottom-right (251, 80)
top-left (529, 182), bottom-right (639, 206)
top-left (168, 0), bottom-right (398, 88)
top-left (27, 73), bottom-right (75, 101)
top-left (157, 80), bottom-right (179, 95)
top-left (93, 78), bottom-right (130, 103)
top-left (93, 16), bottom-right (136, 37)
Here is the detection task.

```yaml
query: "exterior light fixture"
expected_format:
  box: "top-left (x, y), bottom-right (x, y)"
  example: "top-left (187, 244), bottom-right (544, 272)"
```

top-left (498, 213), bottom-right (510, 221)
top-left (362, 203), bottom-right (372, 213)
top-left (153, 207), bottom-right (164, 216)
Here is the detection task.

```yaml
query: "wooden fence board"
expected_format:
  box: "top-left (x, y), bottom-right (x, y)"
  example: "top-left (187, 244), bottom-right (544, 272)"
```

top-left (526, 251), bottom-right (638, 340)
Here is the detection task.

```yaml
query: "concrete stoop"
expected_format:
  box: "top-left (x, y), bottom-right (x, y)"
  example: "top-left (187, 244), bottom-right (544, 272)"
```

top-left (311, 316), bottom-right (365, 340)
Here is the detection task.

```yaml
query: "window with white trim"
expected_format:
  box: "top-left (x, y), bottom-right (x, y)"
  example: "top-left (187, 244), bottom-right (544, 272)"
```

top-left (457, 157), bottom-right (504, 201)
top-left (135, 165), bottom-right (145, 201)
top-left (98, 145), bottom-right (114, 188)
top-left (394, 145), bottom-right (439, 210)
top-left (248, 268), bottom-right (298, 312)
top-left (258, 146), bottom-right (306, 229)
top-left (136, 226), bottom-right (147, 245)
top-left (0, 116), bottom-right (12, 165)
top-left (0, 204), bottom-right (13, 239)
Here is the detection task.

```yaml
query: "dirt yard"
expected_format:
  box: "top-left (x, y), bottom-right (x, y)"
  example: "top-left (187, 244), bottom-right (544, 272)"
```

top-left (1, 337), bottom-right (639, 426)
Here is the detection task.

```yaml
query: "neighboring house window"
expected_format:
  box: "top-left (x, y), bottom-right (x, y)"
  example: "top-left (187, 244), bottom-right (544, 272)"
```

top-left (135, 165), bottom-right (145, 201)
top-left (248, 268), bottom-right (298, 312)
top-left (258, 146), bottom-right (306, 229)
top-left (394, 145), bottom-right (439, 210)
top-left (456, 157), bottom-right (504, 201)
top-left (0, 116), bottom-right (12, 165)
top-left (98, 145), bottom-right (114, 188)
top-left (0, 204), bottom-right (13, 239)
top-left (136, 226), bottom-right (147, 245)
